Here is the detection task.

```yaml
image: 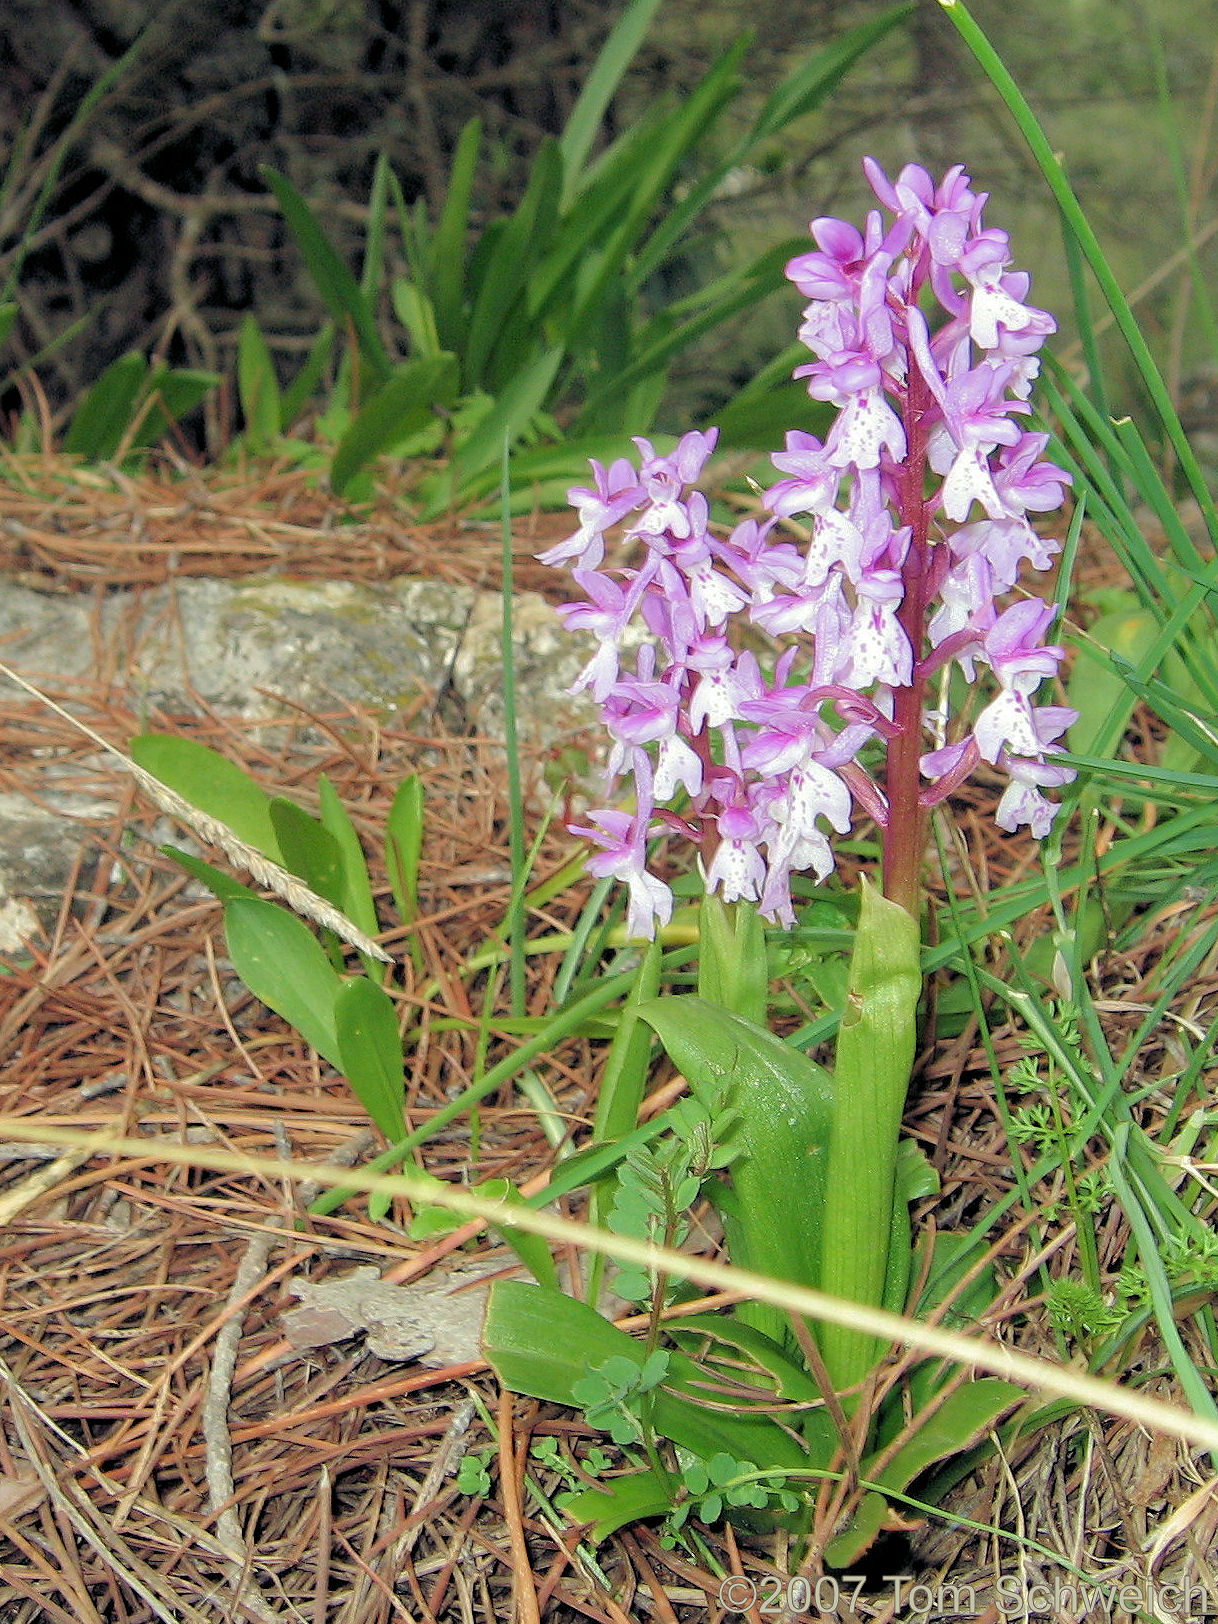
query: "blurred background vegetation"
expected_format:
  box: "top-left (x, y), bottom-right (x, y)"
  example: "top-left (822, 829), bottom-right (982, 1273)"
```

top-left (1, 0), bottom-right (1213, 470)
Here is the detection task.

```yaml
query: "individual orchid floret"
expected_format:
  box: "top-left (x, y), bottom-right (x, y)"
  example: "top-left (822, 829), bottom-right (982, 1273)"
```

top-left (993, 432), bottom-right (1073, 516)
top-left (629, 430), bottom-right (719, 541)
top-left (972, 600), bottom-right (1068, 763)
top-left (994, 707), bottom-right (1076, 837)
top-left (766, 430), bottom-right (840, 519)
top-left (568, 809), bottom-right (674, 939)
top-left (703, 790), bottom-right (768, 907)
top-left (557, 568), bottom-right (645, 701)
top-left (540, 457), bottom-right (642, 569)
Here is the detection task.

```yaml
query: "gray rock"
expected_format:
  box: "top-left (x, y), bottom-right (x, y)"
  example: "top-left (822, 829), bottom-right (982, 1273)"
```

top-left (0, 572), bottom-right (604, 944)
top-left (0, 784), bottom-right (116, 950)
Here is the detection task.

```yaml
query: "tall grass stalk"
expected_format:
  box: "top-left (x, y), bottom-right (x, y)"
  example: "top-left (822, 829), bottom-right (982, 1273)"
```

top-left (940, 0), bottom-right (1218, 545)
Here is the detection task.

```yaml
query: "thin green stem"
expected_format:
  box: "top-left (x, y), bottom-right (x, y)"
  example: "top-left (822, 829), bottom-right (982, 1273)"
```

top-left (500, 434), bottom-right (527, 1018)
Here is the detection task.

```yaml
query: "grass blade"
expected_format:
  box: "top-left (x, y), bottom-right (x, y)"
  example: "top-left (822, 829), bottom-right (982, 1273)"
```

top-left (563, 40), bottom-right (748, 344)
top-left (62, 352), bottom-right (146, 460)
top-left (464, 140), bottom-right (563, 389)
top-left (330, 353), bottom-right (460, 495)
top-left (279, 323), bottom-right (336, 429)
top-left (577, 240), bottom-right (805, 426)
top-left (237, 315), bottom-right (281, 449)
top-left (939, 0), bottom-right (1218, 543)
top-left (451, 347), bottom-right (563, 489)
top-left (0, 24), bottom-right (150, 306)
top-left (633, 5), bottom-right (913, 286)
top-left (428, 117), bottom-right (482, 352)
top-left (500, 434), bottom-right (526, 1018)
top-left (556, 0), bottom-right (664, 205)
top-left (129, 365), bottom-right (218, 453)
top-left (261, 166), bottom-right (392, 391)
top-left (361, 153), bottom-right (391, 300)
top-left (334, 976), bottom-right (406, 1142)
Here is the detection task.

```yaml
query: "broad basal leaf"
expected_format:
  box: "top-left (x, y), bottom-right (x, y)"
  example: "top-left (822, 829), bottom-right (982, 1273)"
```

top-left (640, 995), bottom-right (834, 1345)
top-left (224, 897), bottom-right (343, 1070)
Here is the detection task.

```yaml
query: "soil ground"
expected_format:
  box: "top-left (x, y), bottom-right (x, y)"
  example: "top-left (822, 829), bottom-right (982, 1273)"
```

top-left (0, 457), bottom-right (1214, 1623)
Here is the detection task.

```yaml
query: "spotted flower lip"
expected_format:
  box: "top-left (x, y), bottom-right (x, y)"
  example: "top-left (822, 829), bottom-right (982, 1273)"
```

top-left (541, 157), bottom-right (1076, 936)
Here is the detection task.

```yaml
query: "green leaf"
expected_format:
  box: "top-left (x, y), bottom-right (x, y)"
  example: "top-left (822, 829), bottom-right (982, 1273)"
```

top-left (330, 353), bottom-right (460, 495)
top-left (638, 994), bottom-right (834, 1345)
top-left (578, 241), bottom-right (803, 427)
top-left (58, 352), bottom-right (217, 461)
top-left (269, 798), bottom-right (343, 901)
top-left (825, 1379), bottom-right (1023, 1568)
top-left (237, 315), bottom-right (281, 449)
top-left (0, 303), bottom-right (17, 348)
top-left (479, 1178), bottom-right (559, 1290)
top-left (334, 975), bottom-right (405, 1141)
top-left (317, 776), bottom-right (384, 984)
top-left (0, 26), bottom-right (149, 308)
top-left (563, 39), bottom-right (748, 340)
top-left (751, 6), bottom-right (913, 144)
top-left (134, 365), bottom-right (218, 450)
top-left (391, 277), bottom-right (442, 360)
top-left (524, 127), bottom-right (650, 325)
top-left (631, 8), bottom-right (912, 288)
top-left (556, 0), bottom-right (663, 204)
top-left (1067, 589), bottom-right (1217, 778)
top-left (428, 117), bottom-right (481, 352)
top-left (385, 772), bottom-right (424, 972)
top-left (224, 897), bottom-right (343, 1069)
top-left (710, 380), bottom-right (834, 451)
top-left (63, 352), bottom-right (146, 460)
top-left (464, 140), bottom-right (563, 389)
top-left (873, 1380), bottom-right (1024, 1494)
top-left (559, 1469), bottom-right (673, 1545)
top-left (592, 938), bottom-right (661, 1148)
top-left (361, 153), bottom-right (392, 300)
top-left (663, 1315), bottom-right (820, 1407)
top-left (940, 1), bottom-right (1217, 539)
top-left (818, 881), bottom-right (921, 1388)
top-left (824, 1383), bottom-right (1026, 1572)
top-left (528, 1116), bottom-right (670, 1208)
top-left (451, 346), bottom-right (564, 487)
top-left (895, 1136), bottom-right (939, 1204)
top-left (483, 1282), bottom-right (810, 1472)
top-left (823, 1490), bottom-right (888, 1570)
top-left (914, 1231), bottom-right (1001, 1332)
top-left (161, 847), bottom-right (257, 904)
top-left (261, 166), bottom-right (391, 391)
top-left (309, 964), bottom-right (652, 1217)
top-left (130, 735), bottom-right (283, 862)
top-left (585, 936), bottom-right (661, 1303)
top-left (423, 431), bottom-right (661, 516)
top-left (696, 894), bottom-right (767, 1025)
top-left (280, 323), bottom-right (336, 429)
top-left (1067, 604), bottom-right (1155, 757)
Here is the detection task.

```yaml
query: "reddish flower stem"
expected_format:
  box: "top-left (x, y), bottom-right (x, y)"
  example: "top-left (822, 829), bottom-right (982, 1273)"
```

top-left (883, 360), bottom-right (935, 918)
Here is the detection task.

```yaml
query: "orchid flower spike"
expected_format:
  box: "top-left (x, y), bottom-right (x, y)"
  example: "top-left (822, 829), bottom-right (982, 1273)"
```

top-left (542, 159), bottom-right (1076, 934)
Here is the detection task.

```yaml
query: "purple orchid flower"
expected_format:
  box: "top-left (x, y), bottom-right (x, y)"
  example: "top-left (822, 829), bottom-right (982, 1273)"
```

top-left (541, 158), bottom-right (1076, 935)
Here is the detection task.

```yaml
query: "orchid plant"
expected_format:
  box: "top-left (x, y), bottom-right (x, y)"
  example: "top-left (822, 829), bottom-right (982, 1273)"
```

top-left (539, 156), bottom-right (1075, 1396)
